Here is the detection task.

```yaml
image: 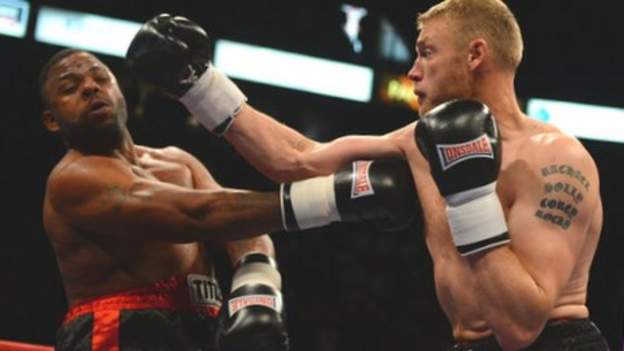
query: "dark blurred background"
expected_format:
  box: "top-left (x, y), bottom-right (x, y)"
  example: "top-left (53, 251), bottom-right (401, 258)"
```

top-left (1, 0), bottom-right (623, 350)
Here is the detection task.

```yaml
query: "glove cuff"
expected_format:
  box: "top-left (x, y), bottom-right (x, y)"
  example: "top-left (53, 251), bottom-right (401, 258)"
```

top-left (232, 253), bottom-right (282, 292)
top-left (179, 63), bottom-right (247, 136)
top-left (446, 182), bottom-right (510, 256)
top-left (280, 175), bottom-right (340, 231)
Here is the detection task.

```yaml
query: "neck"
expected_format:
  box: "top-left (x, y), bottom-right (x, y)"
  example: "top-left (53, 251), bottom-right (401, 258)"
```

top-left (70, 127), bottom-right (137, 162)
top-left (115, 128), bottom-right (138, 163)
top-left (473, 71), bottom-right (526, 139)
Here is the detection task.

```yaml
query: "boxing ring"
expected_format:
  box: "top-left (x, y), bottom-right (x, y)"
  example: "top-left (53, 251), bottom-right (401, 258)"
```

top-left (0, 340), bottom-right (53, 351)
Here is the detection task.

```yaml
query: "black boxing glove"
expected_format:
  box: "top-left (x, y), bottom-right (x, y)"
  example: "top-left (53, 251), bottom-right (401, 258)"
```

top-left (126, 14), bottom-right (246, 135)
top-left (217, 253), bottom-right (289, 351)
top-left (415, 99), bottom-right (509, 256)
top-left (280, 158), bottom-right (419, 232)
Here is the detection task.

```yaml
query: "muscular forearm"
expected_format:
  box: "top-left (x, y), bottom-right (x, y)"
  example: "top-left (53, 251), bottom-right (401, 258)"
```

top-left (225, 104), bottom-right (320, 181)
top-left (226, 104), bottom-right (404, 182)
top-left (469, 247), bottom-right (551, 349)
top-left (185, 189), bottom-right (284, 241)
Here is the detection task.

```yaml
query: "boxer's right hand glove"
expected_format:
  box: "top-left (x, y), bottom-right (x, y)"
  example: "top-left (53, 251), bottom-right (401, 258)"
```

top-left (125, 14), bottom-right (245, 135)
top-left (217, 253), bottom-right (289, 351)
top-left (415, 99), bottom-right (510, 256)
top-left (280, 158), bottom-right (420, 232)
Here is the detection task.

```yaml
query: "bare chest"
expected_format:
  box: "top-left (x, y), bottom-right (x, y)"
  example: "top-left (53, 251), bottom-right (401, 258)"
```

top-left (133, 153), bottom-right (194, 189)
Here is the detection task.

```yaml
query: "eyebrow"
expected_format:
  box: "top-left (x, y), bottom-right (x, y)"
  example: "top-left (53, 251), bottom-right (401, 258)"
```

top-left (57, 64), bottom-right (106, 81)
top-left (416, 36), bottom-right (430, 48)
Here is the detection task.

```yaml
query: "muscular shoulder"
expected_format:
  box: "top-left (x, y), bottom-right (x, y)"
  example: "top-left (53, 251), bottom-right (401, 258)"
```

top-left (518, 131), bottom-right (600, 223)
top-left (526, 132), bottom-right (597, 180)
top-left (47, 155), bottom-right (132, 210)
top-left (135, 144), bottom-right (196, 163)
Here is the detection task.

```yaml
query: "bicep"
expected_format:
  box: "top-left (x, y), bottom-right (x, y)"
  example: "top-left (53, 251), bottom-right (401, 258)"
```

top-left (507, 202), bottom-right (579, 299)
top-left (50, 166), bottom-right (199, 242)
top-left (506, 156), bottom-right (599, 301)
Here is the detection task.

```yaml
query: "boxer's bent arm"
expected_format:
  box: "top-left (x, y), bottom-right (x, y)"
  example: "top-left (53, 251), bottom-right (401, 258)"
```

top-left (170, 146), bottom-right (277, 259)
top-left (225, 104), bottom-right (405, 182)
top-left (466, 139), bottom-right (600, 350)
top-left (47, 157), bottom-right (283, 243)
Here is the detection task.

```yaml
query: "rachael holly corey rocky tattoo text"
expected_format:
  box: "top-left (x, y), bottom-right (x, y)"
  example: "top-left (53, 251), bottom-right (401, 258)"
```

top-left (535, 164), bottom-right (589, 230)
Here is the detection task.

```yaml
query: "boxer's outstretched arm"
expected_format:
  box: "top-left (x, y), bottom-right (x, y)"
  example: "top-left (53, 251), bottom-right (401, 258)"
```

top-left (466, 138), bottom-right (601, 350)
top-left (47, 156), bottom-right (284, 243)
top-left (125, 14), bottom-right (405, 181)
top-left (225, 104), bottom-right (407, 182)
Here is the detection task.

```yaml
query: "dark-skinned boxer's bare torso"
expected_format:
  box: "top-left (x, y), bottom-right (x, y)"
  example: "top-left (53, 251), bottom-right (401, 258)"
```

top-left (43, 145), bottom-right (215, 307)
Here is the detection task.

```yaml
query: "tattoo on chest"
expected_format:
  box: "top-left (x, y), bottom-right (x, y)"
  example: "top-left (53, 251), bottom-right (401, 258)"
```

top-left (535, 164), bottom-right (588, 230)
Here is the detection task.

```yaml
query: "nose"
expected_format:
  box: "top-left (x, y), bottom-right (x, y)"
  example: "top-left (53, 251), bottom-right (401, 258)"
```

top-left (81, 76), bottom-right (100, 98)
top-left (407, 58), bottom-right (422, 82)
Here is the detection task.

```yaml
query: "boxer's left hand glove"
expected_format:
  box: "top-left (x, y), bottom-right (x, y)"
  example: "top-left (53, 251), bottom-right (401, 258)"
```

top-left (125, 14), bottom-right (245, 135)
top-left (280, 158), bottom-right (420, 232)
top-left (415, 99), bottom-right (510, 256)
top-left (217, 253), bottom-right (289, 351)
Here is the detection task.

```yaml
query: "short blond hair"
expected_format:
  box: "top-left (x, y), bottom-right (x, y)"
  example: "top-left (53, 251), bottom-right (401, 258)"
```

top-left (418, 0), bottom-right (523, 71)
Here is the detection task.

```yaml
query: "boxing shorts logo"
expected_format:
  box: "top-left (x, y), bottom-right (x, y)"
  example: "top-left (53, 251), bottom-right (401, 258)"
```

top-left (228, 294), bottom-right (283, 316)
top-left (187, 274), bottom-right (222, 308)
top-left (351, 161), bottom-right (375, 199)
top-left (436, 134), bottom-right (494, 171)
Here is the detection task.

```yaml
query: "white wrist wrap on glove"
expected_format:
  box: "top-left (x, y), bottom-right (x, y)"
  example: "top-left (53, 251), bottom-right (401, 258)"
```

top-left (179, 64), bottom-right (247, 134)
top-left (445, 182), bottom-right (509, 255)
top-left (232, 260), bottom-right (282, 292)
top-left (288, 175), bottom-right (341, 230)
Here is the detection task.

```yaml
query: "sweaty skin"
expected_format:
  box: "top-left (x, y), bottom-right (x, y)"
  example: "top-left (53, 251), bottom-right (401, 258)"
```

top-left (216, 15), bottom-right (602, 349)
top-left (227, 101), bottom-right (601, 348)
top-left (387, 119), bottom-right (601, 344)
top-left (42, 52), bottom-right (279, 306)
top-left (44, 146), bottom-right (213, 303)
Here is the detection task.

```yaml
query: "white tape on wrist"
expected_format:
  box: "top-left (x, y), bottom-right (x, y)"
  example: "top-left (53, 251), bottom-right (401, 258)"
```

top-left (289, 175), bottom-right (341, 230)
top-left (178, 64), bottom-right (247, 134)
top-left (445, 182), bottom-right (509, 256)
top-left (232, 261), bottom-right (282, 292)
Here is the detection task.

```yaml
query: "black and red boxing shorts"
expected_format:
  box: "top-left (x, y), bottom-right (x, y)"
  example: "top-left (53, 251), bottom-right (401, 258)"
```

top-left (448, 318), bottom-right (610, 351)
top-left (56, 274), bottom-right (222, 351)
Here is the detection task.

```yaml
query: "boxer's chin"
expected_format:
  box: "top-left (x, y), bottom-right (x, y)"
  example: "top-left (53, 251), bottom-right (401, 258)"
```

top-left (61, 122), bottom-right (125, 154)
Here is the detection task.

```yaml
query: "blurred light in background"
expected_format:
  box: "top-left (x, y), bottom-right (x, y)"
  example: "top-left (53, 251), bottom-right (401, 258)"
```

top-left (341, 4), bottom-right (367, 54)
top-left (0, 0), bottom-right (29, 38)
top-left (527, 98), bottom-right (624, 143)
top-left (214, 39), bottom-right (374, 102)
top-left (29, 6), bottom-right (375, 103)
top-left (378, 73), bottom-right (419, 112)
top-left (379, 17), bottom-right (410, 63)
top-left (34, 6), bottom-right (141, 57)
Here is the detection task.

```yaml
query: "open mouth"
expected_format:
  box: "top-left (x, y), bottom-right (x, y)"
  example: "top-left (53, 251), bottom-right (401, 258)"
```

top-left (414, 91), bottom-right (425, 103)
top-left (87, 100), bottom-right (110, 114)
